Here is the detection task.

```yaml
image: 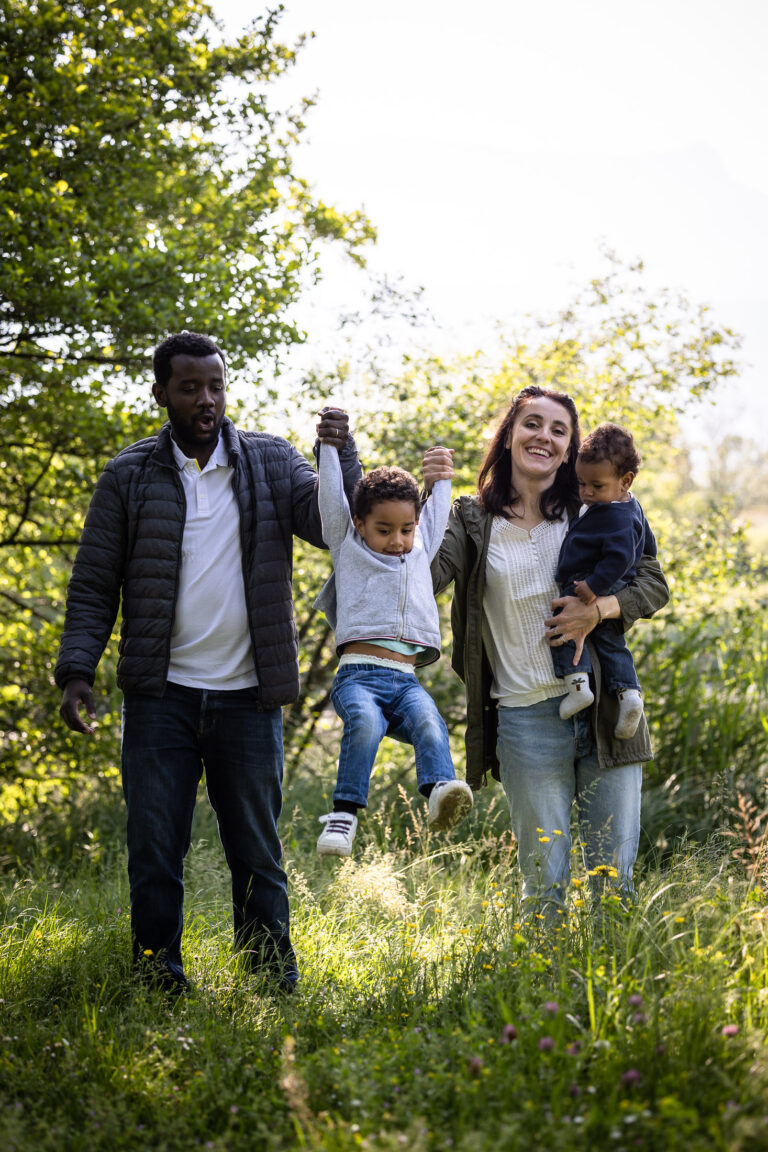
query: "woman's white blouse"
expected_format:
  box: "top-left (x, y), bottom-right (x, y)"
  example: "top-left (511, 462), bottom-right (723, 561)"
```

top-left (482, 514), bottom-right (569, 708)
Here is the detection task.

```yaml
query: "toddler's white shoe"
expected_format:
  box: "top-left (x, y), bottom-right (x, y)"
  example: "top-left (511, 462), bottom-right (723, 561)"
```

top-left (316, 811), bottom-right (358, 857)
top-left (559, 673), bottom-right (594, 720)
top-left (615, 689), bottom-right (644, 739)
top-left (427, 780), bottom-right (474, 830)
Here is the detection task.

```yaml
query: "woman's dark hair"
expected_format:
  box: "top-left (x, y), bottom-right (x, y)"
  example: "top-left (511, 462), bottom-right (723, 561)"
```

top-left (578, 422), bottom-right (641, 475)
top-left (353, 465), bottom-right (421, 520)
top-left (477, 385), bottom-right (580, 519)
top-left (153, 330), bottom-right (226, 388)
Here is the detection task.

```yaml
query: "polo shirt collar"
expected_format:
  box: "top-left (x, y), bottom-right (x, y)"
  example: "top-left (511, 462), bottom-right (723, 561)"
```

top-left (171, 433), bottom-right (227, 473)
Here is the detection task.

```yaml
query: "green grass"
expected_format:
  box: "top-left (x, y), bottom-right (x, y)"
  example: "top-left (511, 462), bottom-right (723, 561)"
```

top-left (1, 786), bottom-right (768, 1151)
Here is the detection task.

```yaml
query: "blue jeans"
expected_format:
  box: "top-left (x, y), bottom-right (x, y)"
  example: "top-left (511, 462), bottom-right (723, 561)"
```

top-left (497, 696), bottom-right (641, 907)
top-left (551, 579), bottom-right (640, 693)
top-left (121, 683), bottom-right (296, 984)
top-left (330, 663), bottom-right (455, 808)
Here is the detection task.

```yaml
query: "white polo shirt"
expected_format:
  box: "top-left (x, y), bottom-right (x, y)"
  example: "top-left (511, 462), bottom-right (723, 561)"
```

top-left (167, 435), bottom-right (258, 690)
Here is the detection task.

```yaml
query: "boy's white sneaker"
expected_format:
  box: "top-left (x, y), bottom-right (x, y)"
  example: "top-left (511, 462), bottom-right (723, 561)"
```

top-left (559, 673), bottom-right (594, 720)
top-left (427, 780), bottom-right (474, 830)
top-left (615, 689), bottom-right (644, 739)
top-left (317, 811), bottom-right (358, 857)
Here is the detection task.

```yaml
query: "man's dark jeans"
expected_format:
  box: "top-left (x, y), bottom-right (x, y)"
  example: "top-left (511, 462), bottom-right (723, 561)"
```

top-left (121, 682), bottom-right (296, 986)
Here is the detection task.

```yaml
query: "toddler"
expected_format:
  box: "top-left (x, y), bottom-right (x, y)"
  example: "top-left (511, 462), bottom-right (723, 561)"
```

top-left (552, 422), bottom-right (657, 740)
top-left (314, 423), bottom-right (473, 857)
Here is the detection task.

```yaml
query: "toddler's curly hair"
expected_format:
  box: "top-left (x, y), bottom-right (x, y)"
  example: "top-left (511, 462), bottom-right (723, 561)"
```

top-left (352, 466), bottom-right (421, 520)
top-left (578, 422), bottom-right (641, 475)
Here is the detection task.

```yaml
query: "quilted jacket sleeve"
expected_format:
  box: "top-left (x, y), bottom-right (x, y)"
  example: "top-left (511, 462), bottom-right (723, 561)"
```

top-left (54, 462), bottom-right (128, 688)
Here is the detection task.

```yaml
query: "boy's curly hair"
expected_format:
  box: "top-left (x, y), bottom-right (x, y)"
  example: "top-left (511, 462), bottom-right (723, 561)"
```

top-left (578, 422), bottom-right (641, 475)
top-left (352, 466), bottom-right (421, 520)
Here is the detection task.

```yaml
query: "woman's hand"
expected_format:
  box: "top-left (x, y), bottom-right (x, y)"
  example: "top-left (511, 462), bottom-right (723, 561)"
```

top-left (545, 595), bottom-right (613, 666)
top-left (422, 445), bottom-right (454, 492)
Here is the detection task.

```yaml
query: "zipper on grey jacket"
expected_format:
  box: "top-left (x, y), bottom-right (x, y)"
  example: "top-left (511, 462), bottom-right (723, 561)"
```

top-left (396, 555), bottom-right (407, 640)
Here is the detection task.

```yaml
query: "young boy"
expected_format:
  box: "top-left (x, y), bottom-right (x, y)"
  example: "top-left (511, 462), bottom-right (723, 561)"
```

top-left (552, 422), bottom-right (657, 740)
top-left (313, 422), bottom-right (473, 857)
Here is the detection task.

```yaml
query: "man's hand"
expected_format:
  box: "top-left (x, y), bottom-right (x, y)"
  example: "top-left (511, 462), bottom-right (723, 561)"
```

top-left (422, 445), bottom-right (454, 492)
top-left (60, 679), bottom-right (97, 735)
top-left (316, 407), bottom-right (349, 450)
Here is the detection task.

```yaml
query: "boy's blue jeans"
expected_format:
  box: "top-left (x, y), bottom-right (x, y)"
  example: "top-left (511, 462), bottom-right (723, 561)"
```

top-left (330, 663), bottom-right (455, 808)
top-left (551, 579), bottom-right (640, 693)
top-left (121, 682), bottom-right (296, 985)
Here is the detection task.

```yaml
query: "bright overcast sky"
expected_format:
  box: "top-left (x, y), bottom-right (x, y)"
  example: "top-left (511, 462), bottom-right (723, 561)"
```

top-left (215, 0), bottom-right (768, 438)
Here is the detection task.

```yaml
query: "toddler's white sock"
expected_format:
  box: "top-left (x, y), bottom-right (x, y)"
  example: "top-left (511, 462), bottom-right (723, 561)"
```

top-left (559, 673), bottom-right (594, 720)
top-left (615, 688), bottom-right (644, 739)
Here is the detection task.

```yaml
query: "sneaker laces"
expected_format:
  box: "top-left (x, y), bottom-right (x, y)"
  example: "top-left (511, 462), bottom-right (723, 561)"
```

top-left (319, 813), bottom-right (354, 832)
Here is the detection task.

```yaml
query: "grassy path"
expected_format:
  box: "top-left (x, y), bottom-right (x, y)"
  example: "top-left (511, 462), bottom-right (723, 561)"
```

top-left (1, 800), bottom-right (767, 1150)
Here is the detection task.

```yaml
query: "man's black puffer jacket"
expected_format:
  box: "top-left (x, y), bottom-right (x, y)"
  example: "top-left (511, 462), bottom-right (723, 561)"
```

top-left (55, 418), bottom-right (362, 706)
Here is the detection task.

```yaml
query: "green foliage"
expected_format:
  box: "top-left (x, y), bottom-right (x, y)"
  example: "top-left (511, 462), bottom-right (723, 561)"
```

top-left (0, 0), bottom-right (373, 786)
top-left (1, 790), bottom-right (768, 1150)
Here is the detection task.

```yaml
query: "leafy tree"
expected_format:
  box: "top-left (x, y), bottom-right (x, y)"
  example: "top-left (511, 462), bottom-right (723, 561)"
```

top-left (0, 0), bottom-right (373, 793)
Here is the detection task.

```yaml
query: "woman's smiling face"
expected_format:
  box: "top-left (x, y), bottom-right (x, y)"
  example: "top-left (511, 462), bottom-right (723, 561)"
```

top-left (506, 396), bottom-right (575, 485)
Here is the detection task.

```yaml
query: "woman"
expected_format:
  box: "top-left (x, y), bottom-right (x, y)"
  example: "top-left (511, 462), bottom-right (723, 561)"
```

top-left (424, 386), bottom-right (669, 912)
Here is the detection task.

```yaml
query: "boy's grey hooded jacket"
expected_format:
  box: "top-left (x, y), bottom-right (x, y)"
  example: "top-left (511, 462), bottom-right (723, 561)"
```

top-left (315, 443), bottom-right (450, 667)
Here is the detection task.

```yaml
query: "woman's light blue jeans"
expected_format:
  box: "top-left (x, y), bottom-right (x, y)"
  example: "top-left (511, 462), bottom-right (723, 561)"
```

top-left (497, 696), bottom-right (641, 909)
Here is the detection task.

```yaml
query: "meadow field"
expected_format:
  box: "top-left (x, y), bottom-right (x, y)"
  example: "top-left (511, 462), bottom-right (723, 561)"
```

top-left (1, 758), bottom-right (767, 1152)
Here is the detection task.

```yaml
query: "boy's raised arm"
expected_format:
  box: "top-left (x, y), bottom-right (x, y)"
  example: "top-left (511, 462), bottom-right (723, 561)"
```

top-left (317, 438), bottom-right (354, 556)
top-left (419, 445), bottom-right (454, 561)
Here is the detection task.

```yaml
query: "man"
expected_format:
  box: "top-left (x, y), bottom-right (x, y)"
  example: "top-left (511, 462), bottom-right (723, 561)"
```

top-left (56, 330), bottom-right (360, 992)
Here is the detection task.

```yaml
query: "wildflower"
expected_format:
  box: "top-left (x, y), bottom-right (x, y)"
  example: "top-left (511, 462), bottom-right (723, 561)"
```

top-left (468, 1056), bottom-right (483, 1077)
top-left (621, 1069), bottom-right (641, 1086)
top-left (230, 1105), bottom-right (239, 1114)
top-left (553, 829), bottom-right (563, 836)
top-left (544, 1000), bottom-right (558, 1015)
top-left (538, 1036), bottom-right (555, 1051)
top-left (538, 835), bottom-right (551, 844)
top-left (142, 949), bottom-right (154, 957)
top-left (722, 1024), bottom-right (739, 1037)
top-left (569, 1082), bottom-right (580, 1097)
top-left (628, 993), bottom-right (643, 1007)
top-left (501, 1024), bottom-right (518, 1043)
top-left (633, 1012), bottom-right (648, 1025)
top-left (566, 1041), bottom-right (582, 1055)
